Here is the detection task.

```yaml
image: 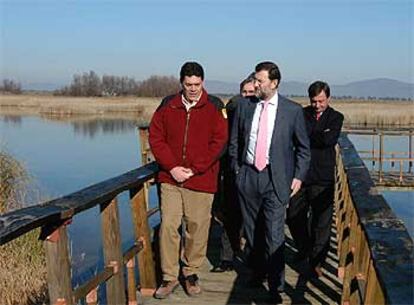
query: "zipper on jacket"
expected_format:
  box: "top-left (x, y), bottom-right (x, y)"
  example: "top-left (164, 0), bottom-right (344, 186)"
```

top-left (179, 109), bottom-right (191, 187)
top-left (182, 109), bottom-right (191, 161)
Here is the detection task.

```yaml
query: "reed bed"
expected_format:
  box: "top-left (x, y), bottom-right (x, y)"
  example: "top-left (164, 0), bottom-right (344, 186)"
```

top-left (293, 98), bottom-right (413, 127)
top-left (1, 94), bottom-right (413, 127)
top-left (0, 94), bottom-right (159, 122)
top-left (0, 150), bottom-right (47, 305)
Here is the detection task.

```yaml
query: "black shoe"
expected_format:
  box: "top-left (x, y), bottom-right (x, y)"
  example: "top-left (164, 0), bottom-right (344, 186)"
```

top-left (210, 260), bottom-right (234, 273)
top-left (308, 265), bottom-right (323, 278)
top-left (267, 292), bottom-right (283, 304)
top-left (247, 275), bottom-right (266, 288)
top-left (293, 251), bottom-right (308, 263)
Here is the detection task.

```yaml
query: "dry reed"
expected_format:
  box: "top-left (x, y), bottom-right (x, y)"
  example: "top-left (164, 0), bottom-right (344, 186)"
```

top-left (292, 98), bottom-right (414, 127)
top-left (0, 150), bottom-right (48, 305)
top-left (1, 94), bottom-right (413, 127)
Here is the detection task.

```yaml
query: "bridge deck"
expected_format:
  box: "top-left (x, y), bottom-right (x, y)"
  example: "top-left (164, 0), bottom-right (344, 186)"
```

top-left (143, 223), bottom-right (342, 305)
top-left (369, 171), bottom-right (414, 188)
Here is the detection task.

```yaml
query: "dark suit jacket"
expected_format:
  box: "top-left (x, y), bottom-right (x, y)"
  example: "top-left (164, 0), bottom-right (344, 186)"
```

top-left (229, 94), bottom-right (311, 204)
top-left (303, 105), bottom-right (344, 186)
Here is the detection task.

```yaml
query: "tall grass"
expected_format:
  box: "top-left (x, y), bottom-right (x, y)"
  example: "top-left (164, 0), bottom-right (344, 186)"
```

top-left (0, 150), bottom-right (48, 305)
top-left (1, 94), bottom-right (413, 127)
top-left (292, 98), bottom-right (414, 127)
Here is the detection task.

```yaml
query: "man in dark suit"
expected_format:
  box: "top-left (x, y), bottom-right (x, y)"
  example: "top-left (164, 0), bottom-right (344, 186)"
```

top-left (287, 81), bottom-right (344, 278)
top-left (212, 74), bottom-right (256, 273)
top-left (229, 61), bottom-right (310, 302)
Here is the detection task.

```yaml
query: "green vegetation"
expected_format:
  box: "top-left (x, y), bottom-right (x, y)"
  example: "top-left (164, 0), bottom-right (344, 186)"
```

top-left (0, 150), bottom-right (47, 305)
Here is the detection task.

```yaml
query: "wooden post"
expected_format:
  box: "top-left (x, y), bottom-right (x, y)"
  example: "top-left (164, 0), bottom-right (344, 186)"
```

top-left (101, 198), bottom-right (126, 305)
top-left (126, 258), bottom-right (138, 305)
top-left (372, 134), bottom-right (376, 168)
top-left (345, 208), bottom-right (359, 304)
top-left (409, 131), bottom-right (412, 173)
top-left (364, 260), bottom-right (385, 304)
top-left (86, 288), bottom-right (98, 305)
top-left (138, 127), bottom-right (152, 210)
top-left (130, 186), bottom-right (157, 293)
top-left (339, 203), bottom-right (353, 303)
top-left (43, 223), bottom-right (73, 305)
top-left (379, 133), bottom-right (384, 182)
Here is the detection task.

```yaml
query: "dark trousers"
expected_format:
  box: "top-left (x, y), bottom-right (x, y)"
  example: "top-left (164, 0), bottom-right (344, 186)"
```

top-left (287, 184), bottom-right (334, 268)
top-left (215, 164), bottom-right (242, 262)
top-left (237, 164), bottom-right (285, 293)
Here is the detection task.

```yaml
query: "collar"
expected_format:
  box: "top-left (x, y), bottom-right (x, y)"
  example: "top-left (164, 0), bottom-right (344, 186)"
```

top-left (259, 90), bottom-right (278, 106)
top-left (182, 92), bottom-right (202, 107)
top-left (170, 89), bottom-right (208, 109)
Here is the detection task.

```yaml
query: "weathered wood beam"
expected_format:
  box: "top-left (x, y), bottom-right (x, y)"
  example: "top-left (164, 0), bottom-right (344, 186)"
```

top-left (101, 198), bottom-right (126, 305)
top-left (0, 162), bottom-right (159, 245)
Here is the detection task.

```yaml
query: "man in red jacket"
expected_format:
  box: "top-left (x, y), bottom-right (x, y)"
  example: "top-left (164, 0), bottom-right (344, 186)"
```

top-left (149, 62), bottom-right (228, 299)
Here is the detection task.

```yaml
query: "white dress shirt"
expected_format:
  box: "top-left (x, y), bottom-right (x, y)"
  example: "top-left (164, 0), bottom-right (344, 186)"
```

top-left (246, 92), bottom-right (279, 165)
top-left (182, 93), bottom-right (201, 111)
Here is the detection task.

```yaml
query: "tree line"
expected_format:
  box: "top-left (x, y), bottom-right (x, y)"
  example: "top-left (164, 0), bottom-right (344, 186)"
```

top-left (54, 71), bottom-right (180, 97)
top-left (0, 79), bottom-right (22, 94)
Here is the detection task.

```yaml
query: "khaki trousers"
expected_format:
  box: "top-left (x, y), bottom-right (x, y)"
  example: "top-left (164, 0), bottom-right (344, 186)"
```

top-left (159, 183), bottom-right (213, 281)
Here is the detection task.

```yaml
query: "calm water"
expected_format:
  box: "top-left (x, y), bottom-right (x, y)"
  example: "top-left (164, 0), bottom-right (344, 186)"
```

top-left (0, 115), bottom-right (160, 290)
top-left (1, 116), bottom-right (412, 289)
top-left (348, 134), bottom-right (414, 238)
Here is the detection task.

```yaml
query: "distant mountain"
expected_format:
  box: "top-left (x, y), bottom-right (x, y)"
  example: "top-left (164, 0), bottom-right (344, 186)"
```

top-left (333, 78), bottom-right (414, 99)
top-left (204, 80), bottom-right (239, 95)
top-left (206, 78), bottom-right (414, 99)
top-left (279, 81), bottom-right (308, 97)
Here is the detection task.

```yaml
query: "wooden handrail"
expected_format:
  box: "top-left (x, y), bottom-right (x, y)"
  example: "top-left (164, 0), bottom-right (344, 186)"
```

top-left (335, 134), bottom-right (413, 304)
top-left (0, 162), bottom-right (159, 245)
top-left (0, 161), bottom-right (160, 305)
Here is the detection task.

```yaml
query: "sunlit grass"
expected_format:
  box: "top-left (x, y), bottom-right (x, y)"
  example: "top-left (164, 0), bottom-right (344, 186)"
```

top-left (0, 150), bottom-right (48, 305)
top-left (1, 94), bottom-right (413, 127)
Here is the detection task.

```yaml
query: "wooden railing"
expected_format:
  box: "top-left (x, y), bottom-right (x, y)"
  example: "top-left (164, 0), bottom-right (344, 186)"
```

top-left (1, 129), bottom-right (413, 305)
top-left (343, 128), bottom-right (413, 175)
top-left (0, 162), bottom-right (160, 305)
top-left (335, 134), bottom-right (413, 305)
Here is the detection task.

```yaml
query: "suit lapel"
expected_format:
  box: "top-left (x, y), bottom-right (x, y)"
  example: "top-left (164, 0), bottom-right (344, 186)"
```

top-left (270, 94), bottom-right (286, 151)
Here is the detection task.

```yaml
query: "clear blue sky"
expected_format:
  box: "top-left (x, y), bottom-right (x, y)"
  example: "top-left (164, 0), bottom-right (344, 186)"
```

top-left (0, 0), bottom-right (413, 88)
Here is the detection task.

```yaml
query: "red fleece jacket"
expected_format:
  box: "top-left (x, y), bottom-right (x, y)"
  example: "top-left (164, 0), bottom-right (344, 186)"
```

top-left (149, 90), bottom-right (228, 193)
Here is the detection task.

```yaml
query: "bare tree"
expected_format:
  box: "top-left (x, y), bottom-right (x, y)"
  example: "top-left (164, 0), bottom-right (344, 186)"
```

top-left (0, 79), bottom-right (22, 94)
top-left (136, 75), bottom-right (180, 97)
top-left (54, 72), bottom-right (180, 97)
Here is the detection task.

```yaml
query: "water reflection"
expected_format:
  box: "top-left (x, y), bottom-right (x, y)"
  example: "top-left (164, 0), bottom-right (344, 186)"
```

top-left (72, 119), bottom-right (138, 138)
top-left (2, 115), bottom-right (22, 126)
top-left (0, 114), bottom-right (148, 139)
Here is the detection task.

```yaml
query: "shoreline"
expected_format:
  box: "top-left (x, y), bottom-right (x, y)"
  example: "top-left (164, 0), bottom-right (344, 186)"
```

top-left (1, 94), bottom-right (413, 127)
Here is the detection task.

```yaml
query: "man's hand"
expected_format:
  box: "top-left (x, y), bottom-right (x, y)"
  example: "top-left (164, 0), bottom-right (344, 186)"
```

top-left (170, 166), bottom-right (194, 183)
top-left (290, 178), bottom-right (302, 198)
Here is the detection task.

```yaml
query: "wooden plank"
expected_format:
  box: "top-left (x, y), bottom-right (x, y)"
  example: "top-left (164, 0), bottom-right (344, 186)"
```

top-left (101, 198), bottom-right (126, 305)
top-left (142, 222), bottom-right (343, 305)
top-left (130, 186), bottom-right (157, 290)
top-left (123, 241), bottom-right (144, 264)
top-left (73, 266), bottom-right (114, 303)
top-left (0, 162), bottom-right (159, 245)
top-left (43, 223), bottom-right (73, 305)
top-left (73, 242), bottom-right (144, 303)
top-left (338, 134), bottom-right (414, 304)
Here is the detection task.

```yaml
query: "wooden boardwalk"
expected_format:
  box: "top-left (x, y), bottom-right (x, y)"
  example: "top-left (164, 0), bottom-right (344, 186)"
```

top-left (143, 223), bottom-right (342, 305)
top-left (369, 171), bottom-right (414, 188)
